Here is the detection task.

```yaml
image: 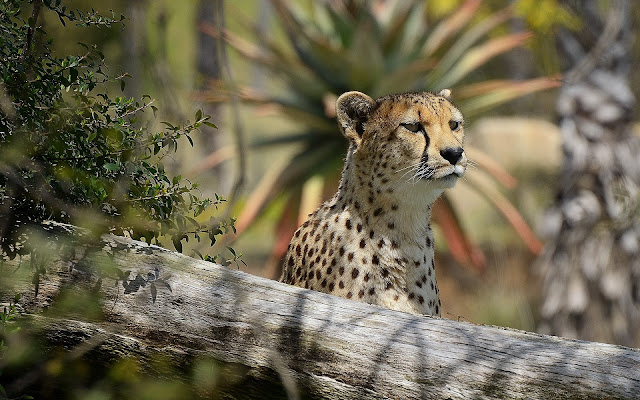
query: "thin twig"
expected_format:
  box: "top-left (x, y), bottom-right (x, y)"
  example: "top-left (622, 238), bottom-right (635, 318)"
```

top-left (22, 0), bottom-right (43, 61)
top-left (564, 0), bottom-right (627, 84)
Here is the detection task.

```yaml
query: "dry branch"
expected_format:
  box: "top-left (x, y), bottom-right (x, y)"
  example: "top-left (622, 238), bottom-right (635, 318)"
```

top-left (3, 233), bottom-right (639, 399)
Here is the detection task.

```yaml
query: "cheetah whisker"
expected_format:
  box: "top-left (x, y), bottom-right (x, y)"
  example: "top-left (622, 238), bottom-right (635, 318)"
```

top-left (395, 162), bottom-right (422, 175)
top-left (399, 164), bottom-right (422, 181)
top-left (409, 166), bottom-right (435, 184)
top-left (404, 169), bottom-right (422, 183)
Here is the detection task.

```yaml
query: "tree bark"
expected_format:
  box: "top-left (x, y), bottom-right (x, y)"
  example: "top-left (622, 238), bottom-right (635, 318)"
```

top-left (196, 0), bottom-right (227, 185)
top-left (122, 0), bottom-right (147, 99)
top-left (2, 231), bottom-right (639, 400)
top-left (537, 0), bottom-right (640, 347)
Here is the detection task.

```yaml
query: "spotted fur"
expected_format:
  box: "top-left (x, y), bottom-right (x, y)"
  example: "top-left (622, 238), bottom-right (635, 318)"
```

top-left (280, 90), bottom-right (467, 316)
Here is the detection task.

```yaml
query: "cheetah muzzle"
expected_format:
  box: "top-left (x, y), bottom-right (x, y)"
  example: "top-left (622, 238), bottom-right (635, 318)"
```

top-left (280, 90), bottom-right (467, 316)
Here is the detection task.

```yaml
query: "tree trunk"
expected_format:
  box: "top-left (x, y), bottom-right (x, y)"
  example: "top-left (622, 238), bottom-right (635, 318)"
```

top-left (2, 229), bottom-right (639, 399)
top-left (196, 0), bottom-right (228, 186)
top-left (122, 0), bottom-right (147, 99)
top-left (537, 0), bottom-right (640, 346)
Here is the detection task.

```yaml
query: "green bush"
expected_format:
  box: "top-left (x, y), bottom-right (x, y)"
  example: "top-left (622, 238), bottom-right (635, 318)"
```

top-left (0, 0), bottom-right (235, 262)
top-left (0, 1), bottom-right (244, 397)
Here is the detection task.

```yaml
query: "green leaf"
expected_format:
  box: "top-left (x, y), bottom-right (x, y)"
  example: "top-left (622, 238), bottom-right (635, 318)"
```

top-left (227, 246), bottom-right (236, 256)
top-left (172, 237), bottom-right (183, 253)
top-left (69, 67), bottom-right (78, 83)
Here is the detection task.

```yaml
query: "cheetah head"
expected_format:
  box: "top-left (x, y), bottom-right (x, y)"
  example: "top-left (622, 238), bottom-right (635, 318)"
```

top-left (336, 90), bottom-right (467, 199)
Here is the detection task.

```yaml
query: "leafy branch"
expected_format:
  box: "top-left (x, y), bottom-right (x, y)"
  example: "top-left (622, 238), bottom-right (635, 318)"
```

top-left (1, 0), bottom-right (240, 265)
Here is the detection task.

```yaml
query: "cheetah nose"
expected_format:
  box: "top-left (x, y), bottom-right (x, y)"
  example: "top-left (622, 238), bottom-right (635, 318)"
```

top-left (440, 147), bottom-right (464, 165)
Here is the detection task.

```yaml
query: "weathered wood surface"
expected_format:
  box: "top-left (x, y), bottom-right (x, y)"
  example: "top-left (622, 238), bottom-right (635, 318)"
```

top-left (4, 234), bottom-right (640, 399)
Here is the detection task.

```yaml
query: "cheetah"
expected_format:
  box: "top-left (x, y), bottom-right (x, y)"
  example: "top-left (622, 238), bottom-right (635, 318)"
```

top-left (280, 90), bottom-right (467, 316)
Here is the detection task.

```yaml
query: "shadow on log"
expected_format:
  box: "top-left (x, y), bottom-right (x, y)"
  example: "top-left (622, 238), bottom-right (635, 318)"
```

top-left (2, 231), bottom-right (639, 399)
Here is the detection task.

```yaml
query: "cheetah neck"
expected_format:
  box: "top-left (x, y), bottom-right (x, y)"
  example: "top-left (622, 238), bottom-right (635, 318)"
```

top-left (325, 153), bottom-right (441, 314)
top-left (337, 149), bottom-right (442, 243)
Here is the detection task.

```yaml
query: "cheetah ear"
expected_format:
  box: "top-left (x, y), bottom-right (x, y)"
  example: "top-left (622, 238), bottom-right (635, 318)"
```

top-left (437, 88), bottom-right (452, 99)
top-left (336, 91), bottom-right (375, 144)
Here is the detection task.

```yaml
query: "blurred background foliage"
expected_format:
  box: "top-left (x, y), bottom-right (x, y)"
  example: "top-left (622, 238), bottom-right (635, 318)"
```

top-left (204, 0), bottom-right (562, 277)
top-left (2, 0), bottom-right (640, 398)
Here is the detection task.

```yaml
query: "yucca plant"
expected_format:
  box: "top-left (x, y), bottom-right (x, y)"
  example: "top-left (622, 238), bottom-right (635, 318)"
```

top-left (205, 0), bottom-right (559, 274)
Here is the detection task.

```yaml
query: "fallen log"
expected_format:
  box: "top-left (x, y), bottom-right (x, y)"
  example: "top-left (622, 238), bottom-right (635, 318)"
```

top-left (2, 232), bottom-right (639, 399)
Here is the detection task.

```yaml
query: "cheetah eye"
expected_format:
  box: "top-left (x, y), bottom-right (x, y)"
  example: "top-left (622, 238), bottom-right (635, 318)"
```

top-left (401, 122), bottom-right (422, 133)
top-left (449, 120), bottom-right (461, 131)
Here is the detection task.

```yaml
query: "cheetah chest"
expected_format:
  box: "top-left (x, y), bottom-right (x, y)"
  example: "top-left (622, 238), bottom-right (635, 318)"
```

top-left (281, 207), bottom-right (441, 316)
